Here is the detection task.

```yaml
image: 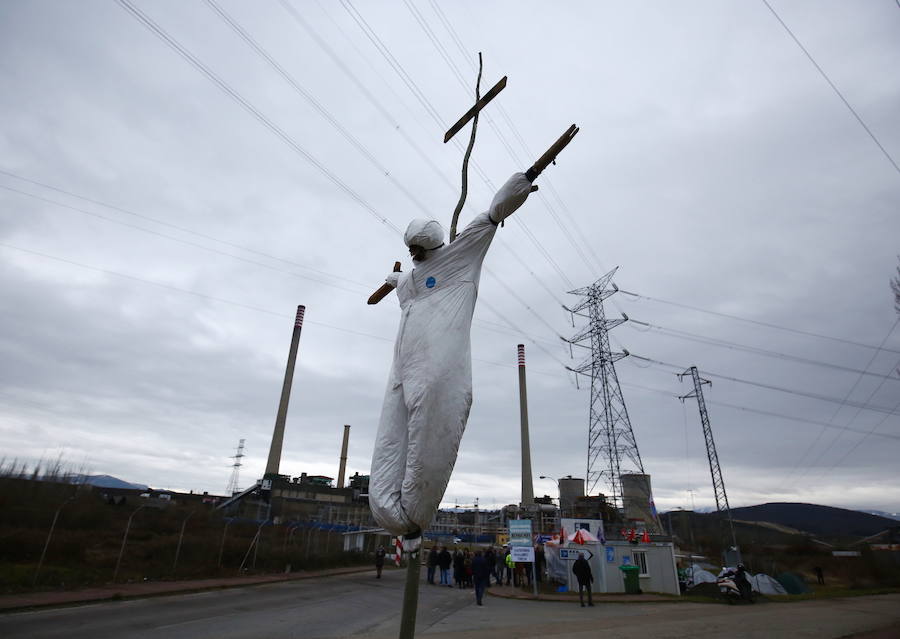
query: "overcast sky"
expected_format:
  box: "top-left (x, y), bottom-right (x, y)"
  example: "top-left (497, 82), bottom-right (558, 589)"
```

top-left (1, 0), bottom-right (898, 515)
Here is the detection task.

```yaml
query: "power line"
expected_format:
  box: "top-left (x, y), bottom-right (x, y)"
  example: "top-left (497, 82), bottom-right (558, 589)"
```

top-left (403, 0), bottom-right (595, 282)
top-left (795, 327), bottom-right (900, 484)
top-left (427, 0), bottom-right (606, 276)
top-left (629, 353), bottom-right (900, 417)
top-left (115, 0), bottom-right (570, 359)
top-left (115, 0), bottom-right (401, 235)
top-left (276, 0), bottom-right (564, 304)
top-left (203, 0), bottom-right (433, 217)
top-left (761, 0), bottom-right (900, 177)
top-left (626, 316), bottom-right (900, 382)
top-left (276, 0), bottom-right (458, 200)
top-left (0, 168), bottom-right (371, 290)
top-left (619, 380), bottom-right (900, 441)
top-left (0, 183), bottom-right (370, 296)
top-left (0, 242), bottom-right (572, 375)
top-left (0, 241), bottom-right (388, 340)
top-left (619, 288), bottom-right (900, 355)
top-left (337, 0), bottom-right (576, 290)
top-left (783, 317), bottom-right (899, 485)
top-left (810, 391), bottom-right (900, 480)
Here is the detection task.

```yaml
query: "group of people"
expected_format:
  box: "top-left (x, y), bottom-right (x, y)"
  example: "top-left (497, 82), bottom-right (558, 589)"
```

top-left (375, 543), bottom-right (596, 609)
top-left (421, 545), bottom-right (547, 605)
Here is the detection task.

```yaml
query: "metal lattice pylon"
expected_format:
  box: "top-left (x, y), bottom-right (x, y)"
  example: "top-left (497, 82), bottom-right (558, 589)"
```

top-left (226, 438), bottom-right (245, 496)
top-left (563, 267), bottom-right (644, 508)
top-left (679, 366), bottom-right (738, 552)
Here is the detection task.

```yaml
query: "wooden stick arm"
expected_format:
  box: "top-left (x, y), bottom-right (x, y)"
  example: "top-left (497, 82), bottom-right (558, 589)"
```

top-left (526, 124), bottom-right (579, 180)
top-left (367, 261), bottom-right (402, 305)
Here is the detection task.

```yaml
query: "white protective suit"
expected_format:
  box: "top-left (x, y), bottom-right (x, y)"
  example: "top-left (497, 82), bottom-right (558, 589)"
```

top-left (370, 173), bottom-right (534, 536)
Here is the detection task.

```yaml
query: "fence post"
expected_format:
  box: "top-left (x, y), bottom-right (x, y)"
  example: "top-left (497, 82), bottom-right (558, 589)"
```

top-left (113, 504), bottom-right (147, 583)
top-left (239, 520), bottom-right (268, 573)
top-left (172, 510), bottom-right (195, 577)
top-left (218, 519), bottom-right (233, 568)
top-left (33, 495), bottom-right (75, 586)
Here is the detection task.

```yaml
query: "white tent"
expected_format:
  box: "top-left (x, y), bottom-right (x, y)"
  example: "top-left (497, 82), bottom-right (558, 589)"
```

top-left (749, 573), bottom-right (788, 595)
top-left (688, 563), bottom-right (718, 585)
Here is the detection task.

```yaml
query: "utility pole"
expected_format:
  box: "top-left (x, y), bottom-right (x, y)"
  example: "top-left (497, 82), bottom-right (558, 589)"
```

top-left (679, 366), bottom-right (739, 562)
top-left (563, 267), bottom-right (645, 510)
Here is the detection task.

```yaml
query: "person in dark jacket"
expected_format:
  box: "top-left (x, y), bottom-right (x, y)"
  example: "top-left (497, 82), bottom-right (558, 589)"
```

top-left (438, 546), bottom-right (453, 586)
top-left (426, 547), bottom-right (438, 584)
top-left (453, 550), bottom-right (465, 588)
top-left (375, 546), bottom-right (386, 579)
top-left (472, 550), bottom-right (491, 605)
top-left (484, 547), bottom-right (496, 586)
top-left (734, 564), bottom-right (752, 602)
top-left (572, 553), bottom-right (594, 607)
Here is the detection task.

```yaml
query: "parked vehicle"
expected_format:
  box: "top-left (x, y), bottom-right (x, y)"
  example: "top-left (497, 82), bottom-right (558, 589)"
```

top-left (717, 567), bottom-right (754, 604)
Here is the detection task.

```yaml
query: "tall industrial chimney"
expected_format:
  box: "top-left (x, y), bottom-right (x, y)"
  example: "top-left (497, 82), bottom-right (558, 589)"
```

top-left (517, 344), bottom-right (534, 506)
top-left (264, 305), bottom-right (305, 477)
top-left (337, 424), bottom-right (351, 488)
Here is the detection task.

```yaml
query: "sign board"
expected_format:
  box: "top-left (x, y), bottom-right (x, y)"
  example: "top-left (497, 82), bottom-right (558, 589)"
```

top-left (508, 520), bottom-right (532, 547)
top-left (606, 546), bottom-right (615, 563)
top-left (511, 546), bottom-right (535, 562)
top-left (621, 556), bottom-right (631, 565)
top-left (559, 547), bottom-right (593, 561)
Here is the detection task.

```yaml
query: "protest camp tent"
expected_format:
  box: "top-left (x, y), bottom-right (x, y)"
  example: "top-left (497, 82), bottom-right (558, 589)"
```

top-left (776, 572), bottom-right (810, 594)
top-left (568, 529), bottom-right (600, 544)
top-left (750, 573), bottom-right (788, 595)
top-left (688, 563), bottom-right (718, 585)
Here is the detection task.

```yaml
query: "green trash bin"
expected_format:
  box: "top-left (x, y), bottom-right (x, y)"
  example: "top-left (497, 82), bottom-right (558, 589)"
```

top-left (619, 564), bottom-right (641, 594)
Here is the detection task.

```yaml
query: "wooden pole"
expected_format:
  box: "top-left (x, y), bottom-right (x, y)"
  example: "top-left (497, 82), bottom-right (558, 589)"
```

top-left (398, 544), bottom-right (421, 639)
top-left (449, 53), bottom-right (483, 243)
top-left (526, 124), bottom-right (580, 179)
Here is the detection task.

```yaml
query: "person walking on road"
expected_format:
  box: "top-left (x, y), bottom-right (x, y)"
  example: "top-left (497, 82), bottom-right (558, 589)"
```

top-left (472, 550), bottom-right (491, 606)
top-left (573, 553), bottom-right (594, 607)
top-left (375, 546), bottom-right (386, 579)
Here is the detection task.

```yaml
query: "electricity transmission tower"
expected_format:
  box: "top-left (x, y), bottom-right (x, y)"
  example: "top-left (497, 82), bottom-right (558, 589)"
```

top-left (563, 267), bottom-right (644, 508)
top-left (226, 439), bottom-right (245, 496)
top-left (679, 366), bottom-right (739, 560)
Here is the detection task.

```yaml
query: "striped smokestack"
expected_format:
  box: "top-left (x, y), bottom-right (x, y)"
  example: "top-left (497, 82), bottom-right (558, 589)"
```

top-left (265, 305), bottom-right (305, 477)
top-left (518, 344), bottom-right (534, 506)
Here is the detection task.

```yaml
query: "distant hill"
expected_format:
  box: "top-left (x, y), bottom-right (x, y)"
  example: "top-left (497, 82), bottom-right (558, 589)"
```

top-left (71, 474), bottom-right (149, 490)
top-left (729, 503), bottom-right (896, 539)
top-left (859, 509), bottom-right (900, 521)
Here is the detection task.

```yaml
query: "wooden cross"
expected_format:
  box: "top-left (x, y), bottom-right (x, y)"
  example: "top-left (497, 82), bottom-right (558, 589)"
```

top-left (367, 58), bottom-right (579, 305)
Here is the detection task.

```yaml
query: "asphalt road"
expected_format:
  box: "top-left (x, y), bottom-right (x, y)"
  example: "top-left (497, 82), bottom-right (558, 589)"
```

top-left (2, 569), bottom-right (899, 639)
